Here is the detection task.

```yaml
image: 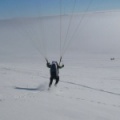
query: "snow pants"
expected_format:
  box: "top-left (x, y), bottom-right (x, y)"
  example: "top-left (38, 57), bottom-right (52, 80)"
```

top-left (49, 76), bottom-right (59, 87)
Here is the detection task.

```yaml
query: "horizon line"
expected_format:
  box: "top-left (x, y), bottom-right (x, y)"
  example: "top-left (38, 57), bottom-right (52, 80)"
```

top-left (0, 9), bottom-right (120, 21)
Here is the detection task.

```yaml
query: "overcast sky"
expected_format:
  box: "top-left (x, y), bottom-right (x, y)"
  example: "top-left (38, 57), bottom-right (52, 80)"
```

top-left (0, 0), bottom-right (120, 19)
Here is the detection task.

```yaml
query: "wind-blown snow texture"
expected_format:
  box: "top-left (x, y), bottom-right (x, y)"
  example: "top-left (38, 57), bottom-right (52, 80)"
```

top-left (0, 11), bottom-right (120, 120)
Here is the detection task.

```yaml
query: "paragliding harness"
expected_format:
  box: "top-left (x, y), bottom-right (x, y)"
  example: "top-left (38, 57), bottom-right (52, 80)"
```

top-left (50, 62), bottom-right (58, 78)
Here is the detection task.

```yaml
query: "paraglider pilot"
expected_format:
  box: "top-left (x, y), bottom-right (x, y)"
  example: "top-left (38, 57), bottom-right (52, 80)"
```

top-left (46, 60), bottom-right (64, 88)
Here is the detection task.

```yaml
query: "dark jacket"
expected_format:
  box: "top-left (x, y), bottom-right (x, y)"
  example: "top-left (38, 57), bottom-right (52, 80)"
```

top-left (47, 62), bottom-right (64, 77)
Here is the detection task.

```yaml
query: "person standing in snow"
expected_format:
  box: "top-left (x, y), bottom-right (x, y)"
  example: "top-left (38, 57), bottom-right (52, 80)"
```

top-left (46, 61), bottom-right (64, 87)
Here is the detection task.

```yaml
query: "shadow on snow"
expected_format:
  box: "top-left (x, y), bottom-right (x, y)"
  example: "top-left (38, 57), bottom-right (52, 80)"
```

top-left (14, 83), bottom-right (48, 92)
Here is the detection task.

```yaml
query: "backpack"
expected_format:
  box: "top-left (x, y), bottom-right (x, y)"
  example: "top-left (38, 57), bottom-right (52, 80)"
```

top-left (50, 63), bottom-right (58, 77)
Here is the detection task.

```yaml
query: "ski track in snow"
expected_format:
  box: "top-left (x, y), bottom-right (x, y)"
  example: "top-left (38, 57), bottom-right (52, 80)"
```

top-left (1, 83), bottom-right (120, 109)
top-left (1, 66), bottom-right (120, 110)
top-left (1, 65), bottom-right (120, 97)
top-left (0, 64), bottom-right (120, 108)
top-left (0, 66), bottom-right (44, 76)
top-left (61, 81), bottom-right (120, 96)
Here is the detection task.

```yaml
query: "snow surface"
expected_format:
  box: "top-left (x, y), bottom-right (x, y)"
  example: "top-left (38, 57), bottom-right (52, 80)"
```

top-left (0, 11), bottom-right (120, 120)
